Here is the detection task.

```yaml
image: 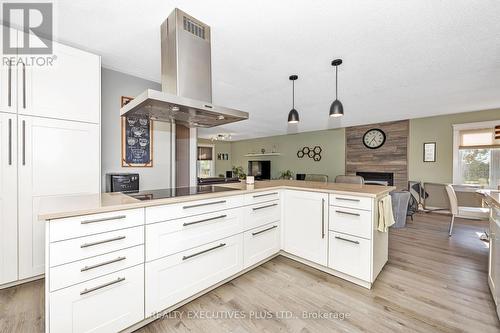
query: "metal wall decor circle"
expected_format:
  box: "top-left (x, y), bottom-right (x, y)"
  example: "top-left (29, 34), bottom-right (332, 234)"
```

top-left (297, 146), bottom-right (322, 162)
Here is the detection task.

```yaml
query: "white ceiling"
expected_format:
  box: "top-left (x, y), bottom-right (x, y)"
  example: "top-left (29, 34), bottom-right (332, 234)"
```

top-left (55, 0), bottom-right (500, 141)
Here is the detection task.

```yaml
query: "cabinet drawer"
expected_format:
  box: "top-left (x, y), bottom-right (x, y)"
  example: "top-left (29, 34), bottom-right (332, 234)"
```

top-left (50, 245), bottom-right (144, 292)
top-left (330, 194), bottom-right (372, 211)
top-left (243, 222), bottom-right (280, 268)
top-left (244, 190), bottom-right (280, 205)
top-left (50, 226), bottom-right (144, 267)
top-left (146, 208), bottom-right (244, 261)
top-left (244, 200), bottom-right (280, 231)
top-left (329, 206), bottom-right (372, 239)
top-left (50, 208), bottom-right (144, 242)
top-left (146, 195), bottom-right (244, 224)
top-left (145, 234), bottom-right (243, 316)
top-left (49, 264), bottom-right (144, 333)
top-left (328, 232), bottom-right (370, 281)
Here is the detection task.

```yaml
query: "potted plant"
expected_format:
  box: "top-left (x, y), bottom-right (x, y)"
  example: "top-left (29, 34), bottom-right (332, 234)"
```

top-left (231, 166), bottom-right (246, 180)
top-left (279, 170), bottom-right (294, 180)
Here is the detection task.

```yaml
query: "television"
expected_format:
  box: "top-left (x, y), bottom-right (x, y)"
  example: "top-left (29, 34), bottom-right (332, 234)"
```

top-left (248, 160), bottom-right (271, 180)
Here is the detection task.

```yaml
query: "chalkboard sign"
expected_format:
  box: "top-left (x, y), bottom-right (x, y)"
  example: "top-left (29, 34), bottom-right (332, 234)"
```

top-left (121, 96), bottom-right (153, 167)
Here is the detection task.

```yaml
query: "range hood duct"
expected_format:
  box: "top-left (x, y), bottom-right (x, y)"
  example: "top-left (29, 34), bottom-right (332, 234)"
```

top-left (120, 8), bottom-right (249, 127)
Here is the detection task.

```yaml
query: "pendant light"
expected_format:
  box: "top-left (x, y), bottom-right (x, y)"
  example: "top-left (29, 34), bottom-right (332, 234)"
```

top-left (329, 59), bottom-right (344, 118)
top-left (287, 75), bottom-right (299, 123)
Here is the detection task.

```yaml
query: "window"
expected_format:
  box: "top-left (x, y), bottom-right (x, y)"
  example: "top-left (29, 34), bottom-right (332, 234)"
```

top-left (454, 122), bottom-right (500, 189)
top-left (197, 145), bottom-right (215, 178)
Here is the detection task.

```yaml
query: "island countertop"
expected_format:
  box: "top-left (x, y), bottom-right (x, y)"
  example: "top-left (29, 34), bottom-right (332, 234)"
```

top-left (480, 190), bottom-right (500, 209)
top-left (38, 180), bottom-right (395, 221)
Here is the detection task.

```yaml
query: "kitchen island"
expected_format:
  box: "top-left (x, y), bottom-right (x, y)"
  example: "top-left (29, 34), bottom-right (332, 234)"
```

top-left (39, 180), bottom-right (394, 333)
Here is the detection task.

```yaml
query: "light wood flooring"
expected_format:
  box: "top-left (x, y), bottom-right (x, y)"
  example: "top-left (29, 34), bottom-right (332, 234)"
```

top-left (1, 213), bottom-right (499, 333)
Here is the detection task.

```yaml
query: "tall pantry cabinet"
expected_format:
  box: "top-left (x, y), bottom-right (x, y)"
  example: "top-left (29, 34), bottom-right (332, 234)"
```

top-left (0, 27), bottom-right (101, 286)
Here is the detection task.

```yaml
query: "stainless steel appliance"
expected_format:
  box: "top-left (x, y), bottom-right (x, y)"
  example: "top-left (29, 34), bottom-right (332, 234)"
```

top-left (106, 173), bottom-right (139, 193)
top-left (120, 8), bottom-right (250, 189)
top-left (128, 185), bottom-right (239, 201)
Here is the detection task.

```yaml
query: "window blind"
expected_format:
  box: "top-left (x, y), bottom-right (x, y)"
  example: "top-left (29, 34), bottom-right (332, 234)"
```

top-left (197, 146), bottom-right (213, 160)
top-left (459, 127), bottom-right (500, 149)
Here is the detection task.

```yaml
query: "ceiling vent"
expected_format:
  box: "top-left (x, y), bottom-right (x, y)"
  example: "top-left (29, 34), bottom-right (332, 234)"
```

top-left (183, 16), bottom-right (206, 39)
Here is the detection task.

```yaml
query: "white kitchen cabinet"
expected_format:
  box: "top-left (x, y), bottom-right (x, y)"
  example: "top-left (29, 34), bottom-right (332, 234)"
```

top-left (489, 205), bottom-right (500, 319)
top-left (145, 234), bottom-right (243, 316)
top-left (283, 190), bottom-right (328, 266)
top-left (244, 222), bottom-right (280, 268)
top-left (49, 264), bottom-right (144, 333)
top-left (329, 231), bottom-right (371, 281)
top-left (18, 32), bottom-right (100, 123)
top-left (0, 27), bottom-right (18, 114)
top-left (18, 116), bottom-right (100, 279)
top-left (0, 113), bottom-right (18, 284)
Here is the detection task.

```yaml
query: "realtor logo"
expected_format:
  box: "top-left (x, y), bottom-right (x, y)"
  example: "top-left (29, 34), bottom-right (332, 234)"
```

top-left (2, 2), bottom-right (53, 54)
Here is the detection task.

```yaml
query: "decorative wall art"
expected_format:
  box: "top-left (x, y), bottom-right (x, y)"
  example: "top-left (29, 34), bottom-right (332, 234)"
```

top-left (121, 96), bottom-right (153, 167)
top-left (217, 153), bottom-right (229, 160)
top-left (423, 142), bottom-right (436, 162)
top-left (297, 146), bottom-right (322, 161)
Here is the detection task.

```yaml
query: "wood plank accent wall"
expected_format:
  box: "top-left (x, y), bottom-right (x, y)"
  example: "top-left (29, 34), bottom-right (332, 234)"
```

top-left (345, 120), bottom-right (409, 189)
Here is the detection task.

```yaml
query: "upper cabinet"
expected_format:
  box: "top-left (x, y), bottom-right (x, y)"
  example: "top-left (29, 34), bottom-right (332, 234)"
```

top-left (1, 28), bottom-right (100, 123)
top-left (0, 27), bottom-right (18, 114)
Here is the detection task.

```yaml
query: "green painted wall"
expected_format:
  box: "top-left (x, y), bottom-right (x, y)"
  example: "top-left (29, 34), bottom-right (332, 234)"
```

top-left (198, 139), bottom-right (233, 177)
top-left (408, 108), bottom-right (500, 183)
top-left (200, 108), bottom-right (499, 184)
top-left (230, 129), bottom-right (346, 181)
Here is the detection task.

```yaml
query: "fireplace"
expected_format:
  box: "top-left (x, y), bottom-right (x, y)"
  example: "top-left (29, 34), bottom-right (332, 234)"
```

top-left (356, 172), bottom-right (394, 186)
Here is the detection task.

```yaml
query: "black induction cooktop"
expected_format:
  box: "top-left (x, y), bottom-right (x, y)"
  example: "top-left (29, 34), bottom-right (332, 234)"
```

top-left (127, 185), bottom-right (240, 201)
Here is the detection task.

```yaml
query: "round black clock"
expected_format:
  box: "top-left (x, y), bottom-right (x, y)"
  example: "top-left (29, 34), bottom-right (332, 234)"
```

top-left (363, 128), bottom-right (386, 149)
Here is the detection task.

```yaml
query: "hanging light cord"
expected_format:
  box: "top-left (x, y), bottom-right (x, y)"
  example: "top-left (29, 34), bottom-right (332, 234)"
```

top-left (335, 65), bottom-right (338, 100)
top-left (292, 79), bottom-right (295, 109)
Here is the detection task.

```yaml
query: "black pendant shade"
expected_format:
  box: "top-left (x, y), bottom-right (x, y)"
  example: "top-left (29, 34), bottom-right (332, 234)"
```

top-left (287, 75), bottom-right (299, 123)
top-left (329, 99), bottom-right (343, 117)
top-left (329, 59), bottom-right (344, 118)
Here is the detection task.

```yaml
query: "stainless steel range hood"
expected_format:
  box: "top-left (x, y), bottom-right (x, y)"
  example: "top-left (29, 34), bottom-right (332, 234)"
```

top-left (120, 9), bottom-right (249, 127)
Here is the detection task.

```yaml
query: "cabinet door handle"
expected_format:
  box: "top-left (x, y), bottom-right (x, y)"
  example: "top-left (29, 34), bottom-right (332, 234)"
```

top-left (336, 197), bottom-right (360, 202)
top-left (8, 118), bottom-right (12, 165)
top-left (80, 235), bottom-right (126, 248)
top-left (335, 236), bottom-right (360, 244)
top-left (21, 120), bottom-right (25, 165)
top-left (253, 192), bottom-right (278, 198)
top-left (80, 277), bottom-right (125, 295)
top-left (335, 210), bottom-right (360, 217)
top-left (183, 200), bottom-right (226, 209)
top-left (81, 215), bottom-right (127, 224)
top-left (183, 214), bottom-right (227, 227)
top-left (22, 62), bottom-right (26, 109)
top-left (182, 243), bottom-right (226, 261)
top-left (321, 198), bottom-right (325, 239)
top-left (7, 60), bottom-right (11, 107)
top-left (81, 256), bottom-right (126, 272)
top-left (252, 225), bottom-right (278, 236)
top-left (253, 203), bottom-right (278, 211)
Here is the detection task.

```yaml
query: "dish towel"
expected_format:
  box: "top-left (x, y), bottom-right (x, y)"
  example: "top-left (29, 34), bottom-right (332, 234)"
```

top-left (378, 195), bottom-right (395, 232)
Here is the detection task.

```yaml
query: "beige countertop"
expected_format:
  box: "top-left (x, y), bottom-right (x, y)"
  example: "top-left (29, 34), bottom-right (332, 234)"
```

top-left (38, 180), bottom-right (395, 221)
top-left (479, 190), bottom-right (500, 209)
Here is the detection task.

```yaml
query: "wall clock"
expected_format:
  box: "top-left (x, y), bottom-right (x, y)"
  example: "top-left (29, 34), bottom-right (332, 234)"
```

top-left (363, 128), bottom-right (386, 149)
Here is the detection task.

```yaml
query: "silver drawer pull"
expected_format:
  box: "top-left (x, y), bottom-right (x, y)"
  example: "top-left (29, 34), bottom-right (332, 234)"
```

top-left (335, 236), bottom-right (360, 244)
top-left (253, 203), bottom-right (278, 211)
top-left (80, 256), bottom-right (126, 272)
top-left (183, 214), bottom-right (227, 227)
top-left (80, 277), bottom-right (125, 295)
top-left (253, 192), bottom-right (278, 198)
top-left (80, 235), bottom-right (126, 248)
top-left (335, 210), bottom-right (360, 217)
top-left (252, 225), bottom-right (278, 236)
top-left (182, 243), bottom-right (226, 261)
top-left (183, 200), bottom-right (226, 209)
top-left (336, 197), bottom-right (360, 202)
top-left (81, 215), bottom-right (127, 224)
